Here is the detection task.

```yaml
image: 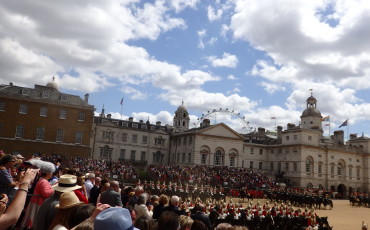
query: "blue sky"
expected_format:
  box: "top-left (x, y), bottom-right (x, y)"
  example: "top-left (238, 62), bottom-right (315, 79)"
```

top-left (1, 0), bottom-right (370, 138)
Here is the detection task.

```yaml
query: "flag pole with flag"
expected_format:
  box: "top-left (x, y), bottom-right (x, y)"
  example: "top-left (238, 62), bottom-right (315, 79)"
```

top-left (120, 97), bottom-right (124, 119)
top-left (339, 118), bottom-right (349, 140)
top-left (271, 117), bottom-right (277, 131)
top-left (322, 115), bottom-right (330, 136)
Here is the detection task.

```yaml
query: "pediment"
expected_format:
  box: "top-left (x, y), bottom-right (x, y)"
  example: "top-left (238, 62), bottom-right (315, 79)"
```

top-left (198, 123), bottom-right (243, 140)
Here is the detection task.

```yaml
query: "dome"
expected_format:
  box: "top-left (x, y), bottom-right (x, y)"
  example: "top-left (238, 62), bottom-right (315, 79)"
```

top-left (46, 77), bottom-right (59, 90)
top-left (176, 102), bottom-right (188, 114)
top-left (307, 96), bottom-right (317, 104)
top-left (301, 108), bottom-right (322, 117)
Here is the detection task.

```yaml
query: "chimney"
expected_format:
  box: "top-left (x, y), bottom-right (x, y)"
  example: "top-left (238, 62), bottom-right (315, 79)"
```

top-left (277, 126), bottom-right (283, 139)
top-left (9, 82), bottom-right (13, 86)
top-left (84, 94), bottom-right (89, 103)
top-left (287, 123), bottom-right (296, 130)
top-left (139, 120), bottom-right (143, 123)
top-left (129, 117), bottom-right (133, 122)
top-left (107, 114), bottom-right (112, 118)
top-left (202, 119), bottom-right (210, 127)
top-left (258, 127), bottom-right (265, 136)
top-left (333, 130), bottom-right (345, 144)
top-left (349, 133), bottom-right (357, 140)
top-left (156, 121), bottom-right (161, 126)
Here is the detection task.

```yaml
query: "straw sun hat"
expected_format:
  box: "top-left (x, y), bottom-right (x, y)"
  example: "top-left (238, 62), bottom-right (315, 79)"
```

top-left (55, 191), bottom-right (83, 209)
top-left (52, 174), bottom-right (82, 193)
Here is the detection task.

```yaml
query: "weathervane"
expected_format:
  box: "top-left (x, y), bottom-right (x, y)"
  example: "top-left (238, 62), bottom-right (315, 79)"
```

top-left (309, 88), bottom-right (313, 96)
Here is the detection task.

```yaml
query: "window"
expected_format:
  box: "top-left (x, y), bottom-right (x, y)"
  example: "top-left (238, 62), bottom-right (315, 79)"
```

top-left (318, 163), bottom-right (322, 177)
top-left (122, 133), bottom-right (127, 142)
top-left (42, 91), bottom-right (50, 98)
top-left (270, 162), bottom-right (274, 170)
top-left (60, 95), bottom-right (68, 101)
top-left (155, 137), bottom-right (164, 145)
top-left (293, 148), bottom-right (297, 153)
top-left (259, 162), bottom-right (263, 170)
top-left (15, 125), bottom-right (24, 138)
top-left (188, 153), bottom-right (191, 163)
top-left (78, 112), bottom-right (85, 121)
top-left (250, 161), bottom-right (254, 169)
top-left (201, 154), bottom-right (207, 164)
top-left (177, 153), bottom-right (180, 162)
top-left (142, 136), bottom-right (148, 144)
top-left (337, 163), bottom-right (343, 178)
top-left (19, 104), bottom-right (28, 114)
top-left (189, 137), bottom-right (192, 145)
top-left (356, 167), bottom-right (360, 180)
top-left (132, 134), bottom-right (138, 143)
top-left (349, 166), bottom-right (352, 179)
top-left (59, 110), bottom-right (67, 119)
top-left (40, 107), bottom-right (48, 117)
top-left (285, 162), bottom-right (289, 171)
top-left (75, 131), bottom-right (83, 144)
top-left (178, 139), bottom-right (181, 145)
top-left (36, 127), bottom-right (45, 140)
top-left (22, 88), bottom-right (30, 95)
top-left (259, 149), bottom-right (263, 155)
top-left (294, 135), bottom-right (297, 140)
top-left (308, 136), bottom-right (312, 141)
top-left (130, 150), bottom-right (136, 161)
top-left (100, 146), bottom-right (112, 158)
top-left (183, 137), bottom-right (187, 145)
top-left (0, 101), bottom-right (5, 111)
top-left (154, 151), bottom-right (161, 163)
top-left (182, 153), bottom-right (185, 163)
top-left (120, 149), bottom-right (126, 160)
top-left (215, 150), bottom-right (223, 165)
top-left (102, 131), bottom-right (114, 140)
top-left (278, 162), bottom-right (281, 171)
top-left (250, 148), bottom-right (254, 154)
top-left (286, 136), bottom-right (289, 140)
top-left (122, 122), bottom-right (128, 127)
top-left (330, 164), bottom-right (335, 178)
top-left (132, 123), bottom-right (138, 128)
top-left (141, 125), bottom-right (147, 129)
top-left (230, 156), bottom-right (235, 167)
top-left (141, 151), bottom-right (146, 161)
top-left (293, 163), bottom-right (297, 172)
top-left (56, 129), bottom-right (64, 142)
top-left (306, 158), bottom-right (312, 174)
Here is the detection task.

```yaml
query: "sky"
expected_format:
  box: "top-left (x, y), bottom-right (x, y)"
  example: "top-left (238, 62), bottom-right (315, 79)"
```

top-left (1, 0), bottom-right (370, 139)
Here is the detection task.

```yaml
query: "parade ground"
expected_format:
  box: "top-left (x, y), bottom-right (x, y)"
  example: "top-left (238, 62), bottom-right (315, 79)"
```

top-left (235, 198), bottom-right (370, 230)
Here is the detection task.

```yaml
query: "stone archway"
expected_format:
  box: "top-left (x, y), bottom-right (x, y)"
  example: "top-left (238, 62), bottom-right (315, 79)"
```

top-left (337, 184), bottom-right (346, 199)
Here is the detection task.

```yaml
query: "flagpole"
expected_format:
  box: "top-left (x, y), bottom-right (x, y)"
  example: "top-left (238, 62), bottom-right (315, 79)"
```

top-left (329, 122), bottom-right (331, 137)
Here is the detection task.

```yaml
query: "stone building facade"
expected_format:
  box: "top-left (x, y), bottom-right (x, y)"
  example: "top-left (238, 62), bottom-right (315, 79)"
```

top-left (0, 80), bottom-right (94, 157)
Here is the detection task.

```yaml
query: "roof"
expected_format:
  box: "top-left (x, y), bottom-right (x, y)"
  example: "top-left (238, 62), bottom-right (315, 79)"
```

top-left (0, 83), bottom-right (94, 109)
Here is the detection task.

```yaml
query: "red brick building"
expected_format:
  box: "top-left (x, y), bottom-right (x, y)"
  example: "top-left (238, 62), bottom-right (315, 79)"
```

top-left (0, 80), bottom-right (95, 158)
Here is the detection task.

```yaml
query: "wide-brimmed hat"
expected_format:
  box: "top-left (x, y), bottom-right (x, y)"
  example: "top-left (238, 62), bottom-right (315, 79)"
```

top-left (16, 154), bottom-right (24, 159)
top-left (52, 174), bottom-right (81, 193)
top-left (94, 208), bottom-right (139, 230)
top-left (55, 191), bottom-right (83, 209)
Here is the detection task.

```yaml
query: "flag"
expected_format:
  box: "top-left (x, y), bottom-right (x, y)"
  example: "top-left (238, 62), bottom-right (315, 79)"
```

top-left (325, 124), bottom-right (330, 126)
top-left (322, 115), bottom-right (330, 122)
top-left (271, 117), bottom-right (276, 119)
top-left (339, 119), bottom-right (348, 128)
top-left (120, 97), bottom-right (124, 106)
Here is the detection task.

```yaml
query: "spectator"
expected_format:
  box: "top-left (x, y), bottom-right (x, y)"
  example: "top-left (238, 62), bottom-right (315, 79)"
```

top-left (88, 176), bottom-right (101, 205)
top-left (0, 155), bottom-right (18, 202)
top-left (134, 193), bottom-right (152, 219)
top-left (134, 215), bottom-right (155, 230)
top-left (22, 160), bottom-right (55, 229)
top-left (129, 186), bottom-right (143, 208)
top-left (153, 194), bottom-right (169, 219)
top-left (190, 220), bottom-right (208, 230)
top-left (100, 180), bottom-right (123, 207)
top-left (33, 174), bottom-right (83, 230)
top-left (180, 215), bottom-right (194, 230)
top-left (191, 204), bottom-right (212, 230)
top-left (158, 211), bottom-right (180, 230)
top-left (48, 191), bottom-right (84, 230)
top-left (163, 195), bottom-right (185, 216)
top-left (94, 207), bottom-right (139, 230)
top-left (68, 204), bottom-right (95, 229)
top-left (216, 223), bottom-right (232, 230)
top-left (84, 173), bottom-right (95, 199)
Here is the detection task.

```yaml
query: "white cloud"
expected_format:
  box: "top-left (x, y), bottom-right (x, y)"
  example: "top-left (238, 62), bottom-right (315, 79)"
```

top-left (197, 29), bottom-right (206, 49)
top-left (207, 52), bottom-right (238, 68)
top-left (230, 0), bottom-right (370, 89)
top-left (259, 81), bottom-right (286, 94)
top-left (170, 0), bottom-right (199, 12)
top-left (207, 5), bottom-right (223, 21)
top-left (121, 86), bottom-right (148, 100)
top-left (227, 74), bottom-right (237, 80)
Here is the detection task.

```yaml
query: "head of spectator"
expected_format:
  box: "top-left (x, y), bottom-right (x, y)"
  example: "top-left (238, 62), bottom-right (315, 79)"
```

top-left (216, 223), bottom-right (232, 230)
top-left (68, 204), bottom-right (95, 229)
top-left (0, 150), bottom-right (5, 159)
top-left (95, 177), bottom-right (102, 187)
top-left (170, 195), bottom-right (180, 207)
top-left (52, 174), bottom-right (82, 193)
top-left (180, 215), bottom-right (194, 230)
top-left (190, 220), bottom-right (207, 230)
top-left (135, 186), bottom-right (144, 197)
top-left (39, 160), bottom-right (56, 180)
top-left (110, 180), bottom-right (120, 193)
top-left (94, 207), bottom-right (139, 230)
top-left (158, 211), bottom-right (180, 230)
top-left (76, 172), bottom-right (85, 186)
top-left (49, 191), bottom-right (84, 229)
top-left (158, 194), bottom-right (169, 206)
top-left (134, 215), bottom-right (155, 230)
top-left (196, 204), bottom-right (205, 213)
top-left (137, 193), bottom-right (148, 205)
top-left (150, 195), bottom-right (159, 205)
top-left (0, 154), bottom-right (16, 168)
top-left (86, 173), bottom-right (95, 183)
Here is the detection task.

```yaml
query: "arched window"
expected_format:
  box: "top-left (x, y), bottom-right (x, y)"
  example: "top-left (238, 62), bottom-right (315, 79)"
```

top-left (306, 157), bottom-right (313, 174)
top-left (215, 150), bottom-right (222, 165)
top-left (337, 163), bottom-right (343, 178)
top-left (183, 121), bottom-right (185, 126)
